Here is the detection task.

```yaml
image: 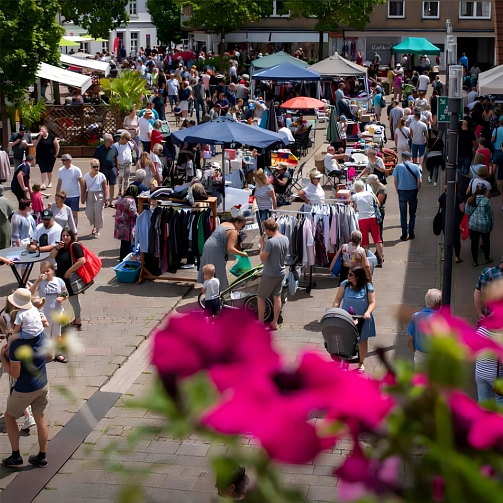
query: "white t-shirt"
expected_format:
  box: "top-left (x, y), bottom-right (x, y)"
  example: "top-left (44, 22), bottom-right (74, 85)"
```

top-left (14, 306), bottom-right (44, 337)
top-left (84, 172), bottom-right (107, 192)
top-left (395, 127), bottom-right (410, 149)
top-left (150, 152), bottom-right (162, 178)
top-left (351, 191), bottom-right (376, 220)
top-left (114, 142), bottom-right (134, 164)
top-left (303, 182), bottom-right (325, 205)
top-left (52, 204), bottom-right (77, 234)
top-left (138, 116), bottom-right (153, 142)
top-left (35, 221), bottom-right (63, 248)
top-left (167, 78), bottom-right (179, 96)
top-left (469, 178), bottom-right (491, 193)
top-left (324, 154), bottom-right (339, 173)
top-left (204, 277), bottom-right (220, 300)
top-left (58, 165), bottom-right (82, 198)
top-left (417, 74), bottom-right (430, 91)
top-left (409, 120), bottom-right (428, 145)
top-left (278, 127), bottom-right (295, 144)
top-left (37, 277), bottom-right (66, 313)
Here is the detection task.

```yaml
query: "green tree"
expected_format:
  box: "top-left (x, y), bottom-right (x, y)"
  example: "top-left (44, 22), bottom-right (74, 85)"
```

top-left (0, 0), bottom-right (62, 146)
top-left (282, 0), bottom-right (387, 60)
top-left (100, 70), bottom-right (151, 113)
top-left (59, 0), bottom-right (130, 39)
top-left (175, 0), bottom-right (273, 69)
top-left (146, 0), bottom-right (182, 49)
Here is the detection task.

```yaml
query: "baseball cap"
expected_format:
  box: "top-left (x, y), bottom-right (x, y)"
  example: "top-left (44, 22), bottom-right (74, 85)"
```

top-left (402, 152), bottom-right (412, 158)
top-left (310, 169), bottom-right (323, 179)
top-left (41, 209), bottom-right (53, 219)
top-left (19, 125), bottom-right (27, 132)
top-left (499, 115), bottom-right (503, 122)
top-left (339, 115), bottom-right (347, 121)
top-left (61, 153), bottom-right (72, 160)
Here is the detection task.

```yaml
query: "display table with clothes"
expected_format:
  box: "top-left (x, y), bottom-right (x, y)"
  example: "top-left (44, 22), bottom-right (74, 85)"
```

top-left (135, 196), bottom-right (218, 283)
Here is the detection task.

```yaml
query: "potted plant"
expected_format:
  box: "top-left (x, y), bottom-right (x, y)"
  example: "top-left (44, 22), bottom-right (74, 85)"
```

top-left (100, 70), bottom-right (150, 115)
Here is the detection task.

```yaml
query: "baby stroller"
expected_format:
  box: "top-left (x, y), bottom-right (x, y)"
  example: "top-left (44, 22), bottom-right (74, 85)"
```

top-left (198, 263), bottom-right (289, 322)
top-left (320, 308), bottom-right (360, 363)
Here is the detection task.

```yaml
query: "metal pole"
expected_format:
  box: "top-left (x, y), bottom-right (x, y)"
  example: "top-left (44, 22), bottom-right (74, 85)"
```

top-left (442, 65), bottom-right (463, 306)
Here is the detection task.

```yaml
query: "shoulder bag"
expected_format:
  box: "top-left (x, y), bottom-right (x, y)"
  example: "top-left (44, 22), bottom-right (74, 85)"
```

top-left (69, 242), bottom-right (102, 290)
top-left (371, 192), bottom-right (383, 225)
top-left (404, 162), bottom-right (419, 186)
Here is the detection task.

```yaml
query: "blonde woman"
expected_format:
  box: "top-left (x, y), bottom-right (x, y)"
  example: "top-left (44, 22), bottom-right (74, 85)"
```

top-left (81, 159), bottom-right (107, 237)
top-left (136, 151), bottom-right (156, 188)
top-left (254, 169), bottom-right (276, 224)
top-left (150, 143), bottom-right (164, 184)
top-left (394, 117), bottom-right (411, 163)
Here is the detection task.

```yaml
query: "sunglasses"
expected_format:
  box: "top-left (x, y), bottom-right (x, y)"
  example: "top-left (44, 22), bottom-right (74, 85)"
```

top-left (92, 165), bottom-right (99, 169)
top-left (347, 272), bottom-right (355, 277)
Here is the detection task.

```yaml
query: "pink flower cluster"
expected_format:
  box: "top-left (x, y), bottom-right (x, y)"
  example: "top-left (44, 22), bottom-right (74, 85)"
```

top-left (152, 311), bottom-right (394, 463)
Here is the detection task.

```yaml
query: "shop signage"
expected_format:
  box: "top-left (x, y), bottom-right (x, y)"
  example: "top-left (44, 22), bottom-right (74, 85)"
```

top-left (438, 97), bottom-right (462, 123)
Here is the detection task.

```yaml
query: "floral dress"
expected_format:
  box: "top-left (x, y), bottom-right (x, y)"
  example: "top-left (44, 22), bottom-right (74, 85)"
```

top-left (114, 196), bottom-right (138, 241)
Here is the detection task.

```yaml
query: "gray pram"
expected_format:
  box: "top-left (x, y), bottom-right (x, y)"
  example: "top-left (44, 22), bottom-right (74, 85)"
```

top-left (320, 308), bottom-right (360, 363)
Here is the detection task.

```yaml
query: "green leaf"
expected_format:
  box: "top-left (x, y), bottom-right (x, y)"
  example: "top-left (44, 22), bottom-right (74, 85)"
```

top-left (426, 336), bottom-right (465, 388)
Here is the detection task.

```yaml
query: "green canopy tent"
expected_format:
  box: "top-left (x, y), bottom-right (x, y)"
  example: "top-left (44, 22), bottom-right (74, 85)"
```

top-left (391, 37), bottom-right (441, 55)
top-left (250, 51), bottom-right (308, 74)
top-left (59, 38), bottom-right (79, 47)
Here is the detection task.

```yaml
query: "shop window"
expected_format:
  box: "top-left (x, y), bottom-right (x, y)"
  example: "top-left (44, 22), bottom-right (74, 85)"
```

top-left (423, 1), bottom-right (439, 18)
top-left (129, 1), bottom-right (137, 16)
top-left (388, 1), bottom-right (405, 18)
top-left (459, 1), bottom-right (491, 18)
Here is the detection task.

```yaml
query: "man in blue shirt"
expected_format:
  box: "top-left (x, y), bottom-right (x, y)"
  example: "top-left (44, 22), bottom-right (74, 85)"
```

top-left (459, 53), bottom-right (469, 70)
top-left (408, 288), bottom-right (442, 367)
top-left (1, 291), bottom-right (49, 468)
top-left (393, 151), bottom-right (422, 241)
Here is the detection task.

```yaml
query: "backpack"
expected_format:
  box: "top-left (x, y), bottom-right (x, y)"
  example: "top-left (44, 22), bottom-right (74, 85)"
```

top-left (70, 242), bottom-right (102, 285)
top-left (380, 94), bottom-right (386, 108)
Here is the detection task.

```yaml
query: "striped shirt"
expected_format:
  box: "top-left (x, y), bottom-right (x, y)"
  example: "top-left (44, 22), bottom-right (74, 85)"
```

top-left (255, 185), bottom-right (274, 210)
top-left (475, 327), bottom-right (503, 381)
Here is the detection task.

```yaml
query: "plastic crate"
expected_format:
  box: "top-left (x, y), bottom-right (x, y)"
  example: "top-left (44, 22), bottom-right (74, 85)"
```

top-left (114, 260), bottom-right (141, 283)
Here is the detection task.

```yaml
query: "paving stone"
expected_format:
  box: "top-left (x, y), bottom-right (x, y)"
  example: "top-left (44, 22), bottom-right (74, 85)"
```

top-left (175, 442), bottom-right (211, 457)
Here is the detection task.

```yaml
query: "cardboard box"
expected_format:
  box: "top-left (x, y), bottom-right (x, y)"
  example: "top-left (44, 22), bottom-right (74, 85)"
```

top-left (360, 114), bottom-right (372, 123)
top-left (336, 189), bottom-right (351, 201)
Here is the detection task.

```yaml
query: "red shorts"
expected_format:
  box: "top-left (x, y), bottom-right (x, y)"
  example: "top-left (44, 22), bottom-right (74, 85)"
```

top-left (358, 217), bottom-right (382, 246)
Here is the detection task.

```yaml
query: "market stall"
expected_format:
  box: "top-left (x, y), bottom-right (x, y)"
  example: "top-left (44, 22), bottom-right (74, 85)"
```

top-left (171, 117), bottom-right (287, 212)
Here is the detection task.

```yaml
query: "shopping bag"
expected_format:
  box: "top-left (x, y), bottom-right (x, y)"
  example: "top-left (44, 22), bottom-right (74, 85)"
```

top-left (331, 254), bottom-right (343, 278)
top-left (433, 209), bottom-right (442, 236)
top-left (229, 254), bottom-right (252, 277)
top-left (459, 213), bottom-right (470, 241)
top-left (70, 242), bottom-right (102, 284)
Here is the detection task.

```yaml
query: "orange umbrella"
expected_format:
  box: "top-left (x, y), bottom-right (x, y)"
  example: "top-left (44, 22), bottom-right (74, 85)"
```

top-left (281, 97), bottom-right (326, 109)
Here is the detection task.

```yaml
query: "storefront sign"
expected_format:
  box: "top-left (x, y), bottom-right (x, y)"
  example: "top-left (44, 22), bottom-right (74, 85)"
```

top-left (365, 37), bottom-right (400, 66)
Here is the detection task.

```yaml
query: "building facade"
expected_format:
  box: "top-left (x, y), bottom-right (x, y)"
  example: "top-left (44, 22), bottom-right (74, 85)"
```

top-left (182, 0), bottom-right (495, 69)
top-left (61, 0), bottom-right (159, 58)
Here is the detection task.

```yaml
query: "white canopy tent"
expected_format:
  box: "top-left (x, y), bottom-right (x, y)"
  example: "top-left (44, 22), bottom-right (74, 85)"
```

top-left (61, 36), bottom-right (89, 43)
top-left (478, 65), bottom-right (503, 95)
top-left (36, 62), bottom-right (92, 92)
top-left (60, 54), bottom-right (110, 76)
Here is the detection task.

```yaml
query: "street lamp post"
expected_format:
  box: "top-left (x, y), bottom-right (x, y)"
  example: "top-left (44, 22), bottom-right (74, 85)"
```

top-left (442, 65), bottom-right (463, 306)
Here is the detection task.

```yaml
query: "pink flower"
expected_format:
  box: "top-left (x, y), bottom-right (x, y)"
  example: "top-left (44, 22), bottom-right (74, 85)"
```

top-left (202, 370), bottom-right (336, 463)
top-left (481, 301), bottom-right (503, 331)
top-left (449, 391), bottom-right (503, 450)
top-left (152, 310), bottom-right (281, 382)
top-left (335, 444), bottom-right (401, 500)
top-left (203, 352), bottom-right (394, 463)
top-left (430, 308), bottom-right (503, 359)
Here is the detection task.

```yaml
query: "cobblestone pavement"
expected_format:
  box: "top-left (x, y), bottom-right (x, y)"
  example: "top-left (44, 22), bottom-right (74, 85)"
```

top-left (1, 104), bottom-right (502, 502)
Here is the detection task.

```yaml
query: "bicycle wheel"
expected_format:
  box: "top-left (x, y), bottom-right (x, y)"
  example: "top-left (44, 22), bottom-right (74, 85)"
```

top-left (197, 291), bottom-right (206, 310)
top-left (244, 295), bottom-right (273, 322)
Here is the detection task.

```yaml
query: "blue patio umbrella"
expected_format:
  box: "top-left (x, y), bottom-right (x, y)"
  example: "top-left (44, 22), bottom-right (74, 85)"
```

top-left (171, 117), bottom-right (286, 211)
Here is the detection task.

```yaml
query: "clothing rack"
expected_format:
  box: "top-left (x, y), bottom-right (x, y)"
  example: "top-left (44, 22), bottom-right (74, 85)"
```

top-left (135, 198), bottom-right (218, 283)
top-left (272, 202), bottom-right (358, 294)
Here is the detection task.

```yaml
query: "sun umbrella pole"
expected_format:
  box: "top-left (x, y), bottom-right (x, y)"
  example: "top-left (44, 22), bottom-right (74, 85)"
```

top-left (222, 145), bottom-right (226, 214)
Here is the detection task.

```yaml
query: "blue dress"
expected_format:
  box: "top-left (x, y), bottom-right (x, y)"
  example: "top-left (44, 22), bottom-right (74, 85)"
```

top-left (340, 280), bottom-right (376, 342)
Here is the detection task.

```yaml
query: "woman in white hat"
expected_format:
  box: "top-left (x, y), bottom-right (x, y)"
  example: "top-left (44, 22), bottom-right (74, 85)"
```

top-left (298, 169), bottom-right (325, 206)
